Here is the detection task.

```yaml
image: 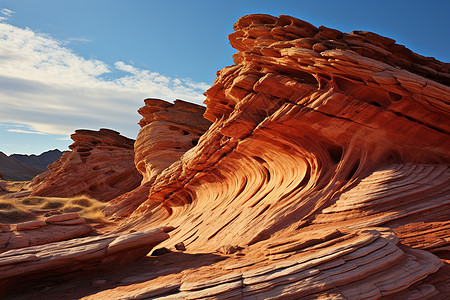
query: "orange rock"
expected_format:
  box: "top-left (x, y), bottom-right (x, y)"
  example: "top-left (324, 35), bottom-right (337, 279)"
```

top-left (135, 98), bottom-right (211, 184)
top-left (45, 212), bottom-right (80, 223)
top-left (11, 13), bottom-right (450, 299)
top-left (103, 13), bottom-right (448, 299)
top-left (105, 99), bottom-right (211, 217)
top-left (15, 220), bottom-right (46, 231)
top-left (29, 129), bottom-right (142, 202)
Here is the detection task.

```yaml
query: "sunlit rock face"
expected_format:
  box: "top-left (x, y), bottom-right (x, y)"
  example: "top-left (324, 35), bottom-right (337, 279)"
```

top-left (122, 13), bottom-right (449, 247)
top-left (104, 99), bottom-right (212, 217)
top-left (4, 14), bottom-right (450, 299)
top-left (135, 98), bottom-right (212, 184)
top-left (99, 14), bottom-right (450, 298)
top-left (30, 129), bottom-right (142, 201)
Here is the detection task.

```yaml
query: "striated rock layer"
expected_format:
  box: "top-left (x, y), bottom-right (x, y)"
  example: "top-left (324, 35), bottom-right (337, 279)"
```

top-left (135, 98), bottom-right (212, 184)
top-left (5, 14), bottom-right (449, 299)
top-left (30, 129), bottom-right (142, 202)
top-left (105, 98), bottom-right (212, 217)
top-left (104, 14), bottom-right (448, 298)
top-left (121, 13), bottom-right (449, 249)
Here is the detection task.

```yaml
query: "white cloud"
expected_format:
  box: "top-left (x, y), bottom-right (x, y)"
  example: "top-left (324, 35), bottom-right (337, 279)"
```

top-left (7, 128), bottom-right (48, 135)
top-left (66, 37), bottom-right (92, 43)
top-left (0, 8), bottom-right (14, 21)
top-left (0, 22), bottom-right (208, 139)
top-left (1, 9), bottom-right (14, 17)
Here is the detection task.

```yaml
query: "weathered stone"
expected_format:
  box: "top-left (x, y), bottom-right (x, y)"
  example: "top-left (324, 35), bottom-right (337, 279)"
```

top-left (15, 220), bottom-right (46, 231)
top-left (174, 242), bottom-right (186, 251)
top-left (8, 13), bottom-right (450, 300)
top-left (30, 129), bottom-right (142, 202)
top-left (45, 212), bottom-right (80, 223)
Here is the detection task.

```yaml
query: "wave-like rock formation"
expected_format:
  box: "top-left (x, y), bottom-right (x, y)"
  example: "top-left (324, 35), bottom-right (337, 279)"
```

top-left (121, 14), bottom-right (449, 249)
top-left (103, 14), bottom-right (448, 298)
top-left (3, 14), bottom-right (449, 299)
top-left (30, 129), bottom-right (142, 202)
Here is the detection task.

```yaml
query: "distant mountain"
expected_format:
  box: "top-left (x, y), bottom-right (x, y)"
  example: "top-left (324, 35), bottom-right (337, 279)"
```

top-left (11, 149), bottom-right (63, 172)
top-left (0, 149), bottom-right (63, 181)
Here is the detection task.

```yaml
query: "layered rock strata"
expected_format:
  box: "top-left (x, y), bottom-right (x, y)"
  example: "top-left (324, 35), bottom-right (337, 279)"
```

top-left (105, 99), bottom-right (211, 217)
top-left (135, 98), bottom-right (212, 184)
top-left (30, 129), bottom-right (142, 202)
top-left (8, 13), bottom-right (450, 299)
top-left (1, 227), bottom-right (170, 294)
top-left (86, 228), bottom-right (444, 299)
top-left (106, 14), bottom-right (448, 298)
top-left (0, 213), bottom-right (91, 252)
top-left (121, 14), bottom-right (449, 251)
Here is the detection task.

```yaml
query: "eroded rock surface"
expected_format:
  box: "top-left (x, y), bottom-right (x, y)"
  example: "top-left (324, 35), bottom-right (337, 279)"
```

top-left (109, 14), bottom-right (448, 298)
top-left (30, 129), bottom-right (142, 202)
top-left (7, 14), bottom-right (450, 299)
top-left (121, 13), bottom-right (449, 251)
top-left (0, 227), bottom-right (170, 294)
top-left (135, 98), bottom-right (211, 184)
top-left (1, 213), bottom-right (92, 252)
top-left (105, 99), bottom-right (211, 217)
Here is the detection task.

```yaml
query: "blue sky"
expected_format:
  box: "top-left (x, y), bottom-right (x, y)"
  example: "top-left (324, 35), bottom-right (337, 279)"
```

top-left (0, 0), bottom-right (449, 155)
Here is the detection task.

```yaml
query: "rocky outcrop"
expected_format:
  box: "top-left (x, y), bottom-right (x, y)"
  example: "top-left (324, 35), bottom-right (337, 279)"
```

top-left (120, 13), bottom-right (449, 250)
top-left (30, 129), bottom-right (142, 202)
top-left (135, 98), bottom-right (212, 184)
top-left (86, 228), bottom-right (444, 299)
top-left (105, 99), bottom-right (211, 217)
top-left (0, 213), bottom-right (91, 252)
top-left (6, 14), bottom-right (450, 299)
top-left (104, 14), bottom-right (448, 298)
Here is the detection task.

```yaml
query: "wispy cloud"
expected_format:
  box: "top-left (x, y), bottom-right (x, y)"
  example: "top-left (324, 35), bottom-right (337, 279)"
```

top-left (0, 8), bottom-right (15, 21)
top-left (7, 128), bottom-right (48, 135)
top-left (66, 37), bottom-right (92, 43)
top-left (0, 21), bottom-right (208, 139)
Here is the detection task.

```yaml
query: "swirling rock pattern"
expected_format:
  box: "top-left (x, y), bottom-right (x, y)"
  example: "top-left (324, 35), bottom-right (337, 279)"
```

top-left (123, 14), bottom-right (449, 248)
top-left (30, 129), bottom-right (142, 202)
top-left (7, 14), bottom-right (449, 299)
top-left (110, 14), bottom-right (449, 298)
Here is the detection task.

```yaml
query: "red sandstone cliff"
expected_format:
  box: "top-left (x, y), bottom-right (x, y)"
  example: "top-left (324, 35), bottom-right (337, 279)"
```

top-left (3, 14), bottom-right (449, 299)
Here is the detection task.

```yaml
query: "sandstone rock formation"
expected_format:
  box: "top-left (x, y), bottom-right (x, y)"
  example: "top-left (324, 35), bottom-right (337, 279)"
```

top-left (1, 213), bottom-right (92, 252)
top-left (105, 99), bottom-right (211, 217)
top-left (0, 227), bottom-right (170, 294)
top-left (120, 13), bottom-right (449, 251)
top-left (30, 129), bottom-right (142, 202)
top-left (3, 14), bottom-right (450, 299)
top-left (107, 14), bottom-right (447, 298)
